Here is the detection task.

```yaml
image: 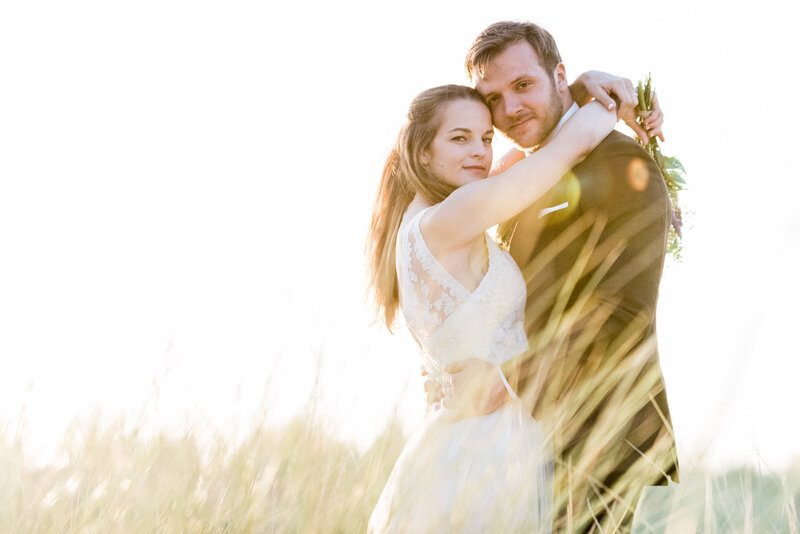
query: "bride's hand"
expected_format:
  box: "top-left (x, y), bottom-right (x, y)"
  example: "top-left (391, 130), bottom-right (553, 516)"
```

top-left (571, 70), bottom-right (660, 145)
top-left (571, 70), bottom-right (637, 113)
top-left (642, 93), bottom-right (665, 142)
top-left (442, 358), bottom-right (511, 419)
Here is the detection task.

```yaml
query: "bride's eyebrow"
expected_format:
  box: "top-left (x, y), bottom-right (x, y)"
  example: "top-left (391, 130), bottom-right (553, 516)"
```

top-left (445, 127), bottom-right (493, 136)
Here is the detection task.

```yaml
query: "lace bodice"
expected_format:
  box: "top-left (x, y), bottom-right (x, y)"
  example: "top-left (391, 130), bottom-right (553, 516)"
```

top-left (396, 206), bottom-right (529, 377)
top-left (368, 206), bottom-right (550, 534)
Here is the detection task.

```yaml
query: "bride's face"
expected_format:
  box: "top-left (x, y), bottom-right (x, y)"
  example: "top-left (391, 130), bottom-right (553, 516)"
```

top-left (422, 99), bottom-right (493, 188)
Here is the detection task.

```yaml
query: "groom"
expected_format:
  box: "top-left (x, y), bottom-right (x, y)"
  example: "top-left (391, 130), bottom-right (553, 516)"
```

top-left (443, 21), bottom-right (679, 533)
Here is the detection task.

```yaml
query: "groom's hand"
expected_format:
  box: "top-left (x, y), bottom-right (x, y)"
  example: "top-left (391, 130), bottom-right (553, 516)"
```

top-left (421, 365), bottom-right (444, 411)
top-left (442, 358), bottom-right (512, 419)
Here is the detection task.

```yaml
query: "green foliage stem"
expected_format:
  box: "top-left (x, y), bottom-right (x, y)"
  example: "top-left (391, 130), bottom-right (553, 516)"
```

top-left (636, 73), bottom-right (687, 260)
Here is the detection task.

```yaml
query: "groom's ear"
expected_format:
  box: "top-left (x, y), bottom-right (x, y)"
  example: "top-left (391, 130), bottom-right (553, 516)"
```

top-left (554, 63), bottom-right (569, 93)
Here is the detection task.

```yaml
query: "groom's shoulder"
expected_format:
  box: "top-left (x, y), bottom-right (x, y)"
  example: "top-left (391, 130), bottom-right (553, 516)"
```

top-left (578, 130), bottom-right (658, 177)
top-left (589, 130), bottom-right (648, 161)
top-left (576, 130), bottom-right (668, 205)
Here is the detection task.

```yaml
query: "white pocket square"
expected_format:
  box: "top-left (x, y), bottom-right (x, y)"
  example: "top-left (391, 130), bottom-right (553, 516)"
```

top-left (538, 202), bottom-right (569, 218)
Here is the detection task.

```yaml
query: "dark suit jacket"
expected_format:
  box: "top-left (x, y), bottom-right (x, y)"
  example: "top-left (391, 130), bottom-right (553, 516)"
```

top-left (499, 130), bottom-right (679, 493)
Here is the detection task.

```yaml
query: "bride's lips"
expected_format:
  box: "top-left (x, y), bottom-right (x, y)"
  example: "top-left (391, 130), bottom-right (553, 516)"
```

top-left (463, 165), bottom-right (487, 173)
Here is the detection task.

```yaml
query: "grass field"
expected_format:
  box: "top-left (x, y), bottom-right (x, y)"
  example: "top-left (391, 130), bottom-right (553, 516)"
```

top-left (2, 410), bottom-right (798, 533)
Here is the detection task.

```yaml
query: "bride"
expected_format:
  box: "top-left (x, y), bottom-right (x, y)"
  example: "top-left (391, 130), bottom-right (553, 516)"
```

top-left (365, 81), bottom-right (631, 532)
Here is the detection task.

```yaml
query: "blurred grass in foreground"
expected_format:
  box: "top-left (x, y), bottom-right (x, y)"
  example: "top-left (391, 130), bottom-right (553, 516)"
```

top-left (1, 411), bottom-right (798, 533)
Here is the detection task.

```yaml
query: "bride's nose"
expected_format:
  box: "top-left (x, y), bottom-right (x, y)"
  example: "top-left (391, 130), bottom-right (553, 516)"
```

top-left (471, 140), bottom-right (489, 159)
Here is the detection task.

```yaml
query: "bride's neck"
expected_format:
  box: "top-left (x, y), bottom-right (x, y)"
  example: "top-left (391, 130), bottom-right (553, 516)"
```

top-left (410, 194), bottom-right (432, 209)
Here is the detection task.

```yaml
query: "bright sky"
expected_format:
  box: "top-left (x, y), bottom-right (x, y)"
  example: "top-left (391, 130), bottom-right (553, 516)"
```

top-left (1, 0), bottom-right (798, 471)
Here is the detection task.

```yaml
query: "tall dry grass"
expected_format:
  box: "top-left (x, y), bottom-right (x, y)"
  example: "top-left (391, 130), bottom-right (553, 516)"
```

top-left (0, 409), bottom-right (405, 533)
top-left (1, 410), bottom-right (798, 533)
top-left (3, 198), bottom-right (796, 533)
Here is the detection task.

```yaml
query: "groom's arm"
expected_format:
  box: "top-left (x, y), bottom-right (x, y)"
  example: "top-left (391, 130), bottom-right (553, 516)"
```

top-left (584, 134), bottom-right (669, 335)
top-left (437, 358), bottom-right (515, 419)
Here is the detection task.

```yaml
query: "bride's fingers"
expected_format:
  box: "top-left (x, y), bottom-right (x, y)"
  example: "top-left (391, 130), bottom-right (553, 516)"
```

top-left (649, 126), bottom-right (665, 142)
top-left (646, 93), bottom-right (666, 141)
top-left (644, 112), bottom-right (665, 141)
top-left (627, 119), bottom-right (650, 145)
top-left (644, 108), bottom-right (662, 128)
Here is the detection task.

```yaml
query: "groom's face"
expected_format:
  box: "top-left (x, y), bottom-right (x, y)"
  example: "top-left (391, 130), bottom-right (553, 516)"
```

top-left (474, 40), bottom-right (565, 151)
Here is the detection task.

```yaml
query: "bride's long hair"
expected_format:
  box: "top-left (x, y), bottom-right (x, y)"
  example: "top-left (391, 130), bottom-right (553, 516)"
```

top-left (366, 84), bottom-right (486, 330)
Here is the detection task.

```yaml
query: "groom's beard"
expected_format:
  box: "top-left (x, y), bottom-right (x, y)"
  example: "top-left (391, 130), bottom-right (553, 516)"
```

top-left (504, 80), bottom-right (564, 153)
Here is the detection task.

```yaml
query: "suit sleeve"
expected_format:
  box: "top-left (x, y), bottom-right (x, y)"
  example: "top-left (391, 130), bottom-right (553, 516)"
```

top-left (585, 137), bottom-right (669, 333)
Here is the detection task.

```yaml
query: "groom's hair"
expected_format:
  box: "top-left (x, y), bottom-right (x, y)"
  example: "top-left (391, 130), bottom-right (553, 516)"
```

top-left (465, 21), bottom-right (562, 82)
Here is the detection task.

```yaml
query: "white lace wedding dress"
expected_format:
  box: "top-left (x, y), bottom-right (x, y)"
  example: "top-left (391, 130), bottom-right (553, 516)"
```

top-left (368, 206), bottom-right (553, 534)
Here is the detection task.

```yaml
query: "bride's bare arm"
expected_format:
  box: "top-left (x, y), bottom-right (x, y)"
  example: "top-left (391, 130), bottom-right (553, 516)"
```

top-left (421, 101), bottom-right (616, 252)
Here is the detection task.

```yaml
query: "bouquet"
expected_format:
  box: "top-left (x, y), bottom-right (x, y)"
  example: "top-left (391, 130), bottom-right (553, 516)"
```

top-left (636, 74), bottom-right (686, 259)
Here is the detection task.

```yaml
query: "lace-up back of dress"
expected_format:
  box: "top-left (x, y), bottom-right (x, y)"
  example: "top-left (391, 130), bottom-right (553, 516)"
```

top-left (396, 207), bottom-right (529, 370)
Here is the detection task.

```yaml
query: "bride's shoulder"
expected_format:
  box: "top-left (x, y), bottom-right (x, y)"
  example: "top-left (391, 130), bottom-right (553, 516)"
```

top-left (401, 199), bottom-right (435, 229)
